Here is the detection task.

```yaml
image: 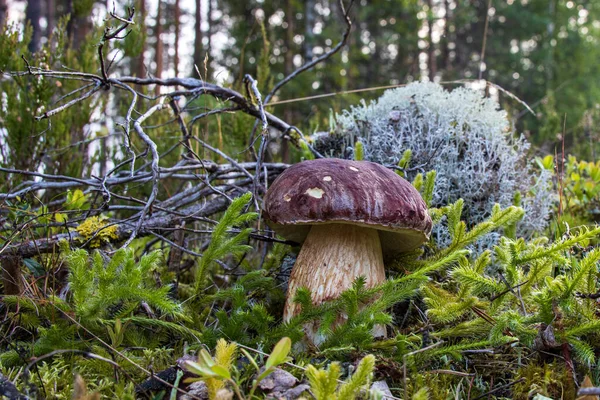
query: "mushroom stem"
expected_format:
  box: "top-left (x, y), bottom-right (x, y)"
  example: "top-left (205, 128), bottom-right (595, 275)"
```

top-left (284, 223), bottom-right (386, 345)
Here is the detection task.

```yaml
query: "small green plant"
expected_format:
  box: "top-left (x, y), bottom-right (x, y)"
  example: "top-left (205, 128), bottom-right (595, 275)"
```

top-left (0, 246), bottom-right (191, 370)
top-left (184, 337), bottom-right (378, 400)
top-left (183, 337), bottom-right (292, 399)
top-left (64, 245), bottom-right (180, 320)
top-left (185, 338), bottom-right (239, 398)
top-left (542, 154), bottom-right (600, 227)
top-left (304, 354), bottom-right (375, 400)
top-left (299, 139), bottom-right (316, 160)
top-left (202, 269), bottom-right (287, 346)
top-left (195, 192), bottom-right (258, 292)
top-left (354, 141), bottom-right (364, 161)
top-left (396, 149), bottom-right (412, 178)
top-left (421, 217), bottom-right (600, 365)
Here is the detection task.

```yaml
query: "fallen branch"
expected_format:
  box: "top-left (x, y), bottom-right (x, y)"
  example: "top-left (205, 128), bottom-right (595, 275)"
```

top-left (123, 99), bottom-right (166, 247)
top-left (1, 194), bottom-right (231, 258)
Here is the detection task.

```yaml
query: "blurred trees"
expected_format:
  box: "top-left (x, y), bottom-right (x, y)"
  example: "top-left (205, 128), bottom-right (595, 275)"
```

top-left (440, 0), bottom-right (600, 157)
top-left (24, 0), bottom-right (41, 52)
top-left (10, 0), bottom-right (600, 157)
top-left (0, 0), bottom-right (6, 27)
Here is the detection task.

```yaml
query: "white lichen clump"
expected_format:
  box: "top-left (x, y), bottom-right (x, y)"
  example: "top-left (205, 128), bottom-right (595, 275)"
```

top-left (330, 82), bottom-right (554, 246)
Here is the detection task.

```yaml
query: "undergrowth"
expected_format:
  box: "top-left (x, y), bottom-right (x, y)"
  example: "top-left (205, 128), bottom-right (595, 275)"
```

top-left (2, 170), bottom-right (600, 399)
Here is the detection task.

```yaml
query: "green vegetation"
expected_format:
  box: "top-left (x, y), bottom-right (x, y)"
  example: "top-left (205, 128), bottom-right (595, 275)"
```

top-left (5, 171), bottom-right (600, 398)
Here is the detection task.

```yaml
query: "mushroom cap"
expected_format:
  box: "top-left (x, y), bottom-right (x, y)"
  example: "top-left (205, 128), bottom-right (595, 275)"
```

top-left (263, 158), bottom-right (432, 255)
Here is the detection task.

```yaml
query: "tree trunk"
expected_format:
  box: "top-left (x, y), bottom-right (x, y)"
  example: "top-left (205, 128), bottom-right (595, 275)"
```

top-left (280, 0), bottom-right (295, 163)
top-left (66, 0), bottom-right (93, 49)
top-left (440, 0), bottom-right (451, 76)
top-left (1, 256), bottom-right (22, 295)
top-left (453, 1), bottom-right (470, 78)
top-left (0, 0), bottom-right (8, 27)
top-left (174, 0), bottom-right (180, 77)
top-left (135, 0), bottom-right (147, 78)
top-left (206, 0), bottom-right (212, 79)
top-left (46, 0), bottom-right (56, 36)
top-left (155, 0), bottom-right (164, 95)
top-left (25, 0), bottom-right (43, 53)
top-left (193, 0), bottom-right (203, 75)
top-left (546, 0), bottom-right (556, 88)
top-left (303, 0), bottom-right (315, 62)
top-left (426, 0), bottom-right (436, 81)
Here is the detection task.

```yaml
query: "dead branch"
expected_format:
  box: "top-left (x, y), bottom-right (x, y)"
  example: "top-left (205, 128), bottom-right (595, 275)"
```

top-left (0, 6), bottom-right (326, 261)
top-left (2, 192), bottom-right (229, 259)
top-left (0, 162), bottom-right (289, 258)
top-left (578, 387), bottom-right (600, 396)
top-left (98, 7), bottom-right (135, 82)
top-left (0, 162), bottom-right (289, 201)
top-left (123, 99), bottom-right (165, 247)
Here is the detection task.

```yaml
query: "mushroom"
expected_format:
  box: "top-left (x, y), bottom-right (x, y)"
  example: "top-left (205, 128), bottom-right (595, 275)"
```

top-left (263, 158), bottom-right (432, 344)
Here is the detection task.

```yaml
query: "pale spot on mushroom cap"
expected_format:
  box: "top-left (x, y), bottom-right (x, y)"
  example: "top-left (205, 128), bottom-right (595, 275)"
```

top-left (306, 187), bottom-right (325, 199)
top-left (323, 176), bottom-right (332, 181)
top-left (283, 194), bottom-right (291, 202)
top-left (349, 166), bottom-right (359, 172)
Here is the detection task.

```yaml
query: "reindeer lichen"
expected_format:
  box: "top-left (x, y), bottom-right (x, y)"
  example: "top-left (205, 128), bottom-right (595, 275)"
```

top-left (329, 82), bottom-right (554, 247)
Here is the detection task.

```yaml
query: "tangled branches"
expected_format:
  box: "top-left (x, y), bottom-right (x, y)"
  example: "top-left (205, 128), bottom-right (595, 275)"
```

top-left (0, 2), bottom-right (353, 279)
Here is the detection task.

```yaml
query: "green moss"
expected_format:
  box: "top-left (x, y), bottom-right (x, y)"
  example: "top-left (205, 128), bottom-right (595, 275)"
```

top-left (513, 362), bottom-right (576, 400)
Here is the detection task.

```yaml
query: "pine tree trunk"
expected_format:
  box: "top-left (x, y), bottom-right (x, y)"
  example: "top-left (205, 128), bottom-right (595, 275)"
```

top-left (25, 0), bottom-right (42, 52)
top-left (66, 0), bottom-right (92, 49)
top-left (546, 0), bottom-right (556, 87)
top-left (136, 0), bottom-right (147, 78)
top-left (440, 0), bottom-right (451, 75)
top-left (206, 0), bottom-right (212, 79)
top-left (193, 0), bottom-right (203, 74)
top-left (0, 0), bottom-right (8, 27)
top-left (46, 0), bottom-right (56, 36)
top-left (174, 0), bottom-right (180, 77)
top-left (281, 0), bottom-right (295, 163)
top-left (426, 0), bottom-right (436, 81)
top-left (304, 0), bottom-right (315, 62)
top-left (284, 0), bottom-right (294, 80)
top-left (155, 1), bottom-right (164, 95)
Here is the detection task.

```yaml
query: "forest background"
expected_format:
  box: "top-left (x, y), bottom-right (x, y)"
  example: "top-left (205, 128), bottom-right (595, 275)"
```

top-left (5, 0), bottom-right (600, 157)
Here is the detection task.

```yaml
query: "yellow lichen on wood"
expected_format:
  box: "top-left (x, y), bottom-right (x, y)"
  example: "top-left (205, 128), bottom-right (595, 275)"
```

top-left (75, 216), bottom-right (118, 248)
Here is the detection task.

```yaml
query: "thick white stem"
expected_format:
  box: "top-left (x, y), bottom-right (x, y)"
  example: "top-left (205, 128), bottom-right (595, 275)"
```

top-left (284, 224), bottom-right (386, 345)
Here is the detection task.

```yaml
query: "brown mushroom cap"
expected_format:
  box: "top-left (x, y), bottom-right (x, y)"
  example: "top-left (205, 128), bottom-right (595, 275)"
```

top-left (263, 158), bottom-right (432, 255)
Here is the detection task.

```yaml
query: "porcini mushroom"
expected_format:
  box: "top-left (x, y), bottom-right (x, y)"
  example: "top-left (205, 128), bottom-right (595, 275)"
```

top-left (263, 158), bottom-right (432, 344)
